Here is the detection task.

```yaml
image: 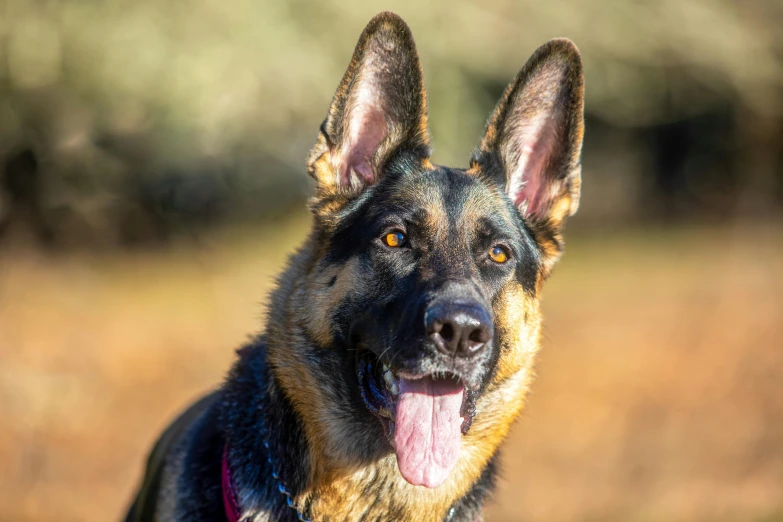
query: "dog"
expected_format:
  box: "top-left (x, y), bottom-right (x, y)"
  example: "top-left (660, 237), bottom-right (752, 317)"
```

top-left (124, 11), bottom-right (584, 522)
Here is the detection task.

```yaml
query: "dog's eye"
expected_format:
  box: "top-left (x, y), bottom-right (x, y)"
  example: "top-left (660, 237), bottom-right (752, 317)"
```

top-left (489, 245), bottom-right (509, 264)
top-left (382, 231), bottom-right (406, 248)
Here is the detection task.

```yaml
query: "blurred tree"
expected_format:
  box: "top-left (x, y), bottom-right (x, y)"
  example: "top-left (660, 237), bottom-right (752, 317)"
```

top-left (0, 0), bottom-right (780, 244)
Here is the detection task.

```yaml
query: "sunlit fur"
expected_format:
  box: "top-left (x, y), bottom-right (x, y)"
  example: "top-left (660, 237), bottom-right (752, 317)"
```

top-left (124, 11), bottom-right (583, 522)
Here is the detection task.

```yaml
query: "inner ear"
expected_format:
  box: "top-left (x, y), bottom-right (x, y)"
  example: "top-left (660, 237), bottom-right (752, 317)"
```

top-left (502, 79), bottom-right (569, 216)
top-left (308, 12), bottom-right (430, 195)
top-left (473, 38), bottom-right (584, 226)
top-left (341, 100), bottom-right (387, 186)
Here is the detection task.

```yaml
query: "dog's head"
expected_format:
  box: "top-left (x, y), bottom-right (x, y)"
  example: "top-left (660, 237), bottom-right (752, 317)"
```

top-left (267, 12), bottom-right (583, 492)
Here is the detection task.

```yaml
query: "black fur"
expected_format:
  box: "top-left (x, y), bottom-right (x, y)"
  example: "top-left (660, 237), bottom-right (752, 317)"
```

top-left (125, 342), bottom-right (494, 521)
top-left (123, 11), bottom-right (584, 522)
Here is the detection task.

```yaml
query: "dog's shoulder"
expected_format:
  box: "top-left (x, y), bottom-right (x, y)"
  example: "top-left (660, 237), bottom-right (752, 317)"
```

top-left (125, 392), bottom-right (223, 522)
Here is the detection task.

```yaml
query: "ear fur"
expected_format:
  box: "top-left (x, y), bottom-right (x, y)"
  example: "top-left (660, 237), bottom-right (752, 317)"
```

top-left (307, 12), bottom-right (430, 199)
top-left (472, 39), bottom-right (584, 233)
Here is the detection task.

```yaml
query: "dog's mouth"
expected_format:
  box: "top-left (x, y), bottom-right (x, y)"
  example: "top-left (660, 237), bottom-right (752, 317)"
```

top-left (356, 349), bottom-right (477, 488)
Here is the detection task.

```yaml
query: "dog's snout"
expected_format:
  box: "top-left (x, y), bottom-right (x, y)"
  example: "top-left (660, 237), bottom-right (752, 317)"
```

top-left (425, 302), bottom-right (492, 358)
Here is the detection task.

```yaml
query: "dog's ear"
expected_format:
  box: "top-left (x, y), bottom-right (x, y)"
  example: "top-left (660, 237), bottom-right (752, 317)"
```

top-left (472, 39), bottom-right (584, 235)
top-left (307, 12), bottom-right (430, 197)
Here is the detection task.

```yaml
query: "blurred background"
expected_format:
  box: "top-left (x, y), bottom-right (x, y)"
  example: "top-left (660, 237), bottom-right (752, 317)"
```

top-left (0, 0), bottom-right (781, 521)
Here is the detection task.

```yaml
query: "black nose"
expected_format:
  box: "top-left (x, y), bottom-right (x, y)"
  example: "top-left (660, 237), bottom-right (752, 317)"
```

top-left (425, 301), bottom-right (493, 358)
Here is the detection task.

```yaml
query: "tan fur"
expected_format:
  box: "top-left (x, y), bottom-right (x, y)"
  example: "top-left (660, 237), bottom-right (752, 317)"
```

top-left (264, 13), bottom-right (583, 522)
top-left (307, 13), bottom-right (430, 197)
top-left (274, 286), bottom-right (543, 522)
top-left (266, 205), bottom-right (548, 522)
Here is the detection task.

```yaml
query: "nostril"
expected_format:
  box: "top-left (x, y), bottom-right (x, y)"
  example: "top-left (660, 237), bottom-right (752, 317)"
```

top-left (439, 323), bottom-right (455, 344)
top-left (468, 327), bottom-right (489, 344)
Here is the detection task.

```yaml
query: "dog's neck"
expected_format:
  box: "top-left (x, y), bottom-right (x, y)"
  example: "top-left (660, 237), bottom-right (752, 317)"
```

top-left (220, 342), bottom-right (311, 521)
top-left (218, 241), bottom-right (489, 521)
top-left (220, 341), bottom-right (490, 522)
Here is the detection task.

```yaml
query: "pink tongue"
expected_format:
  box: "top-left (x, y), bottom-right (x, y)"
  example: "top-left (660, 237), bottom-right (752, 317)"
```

top-left (393, 376), bottom-right (465, 488)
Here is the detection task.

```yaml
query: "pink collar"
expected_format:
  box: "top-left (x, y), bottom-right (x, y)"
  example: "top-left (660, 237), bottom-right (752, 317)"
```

top-left (222, 441), bottom-right (312, 522)
top-left (221, 445), bottom-right (241, 522)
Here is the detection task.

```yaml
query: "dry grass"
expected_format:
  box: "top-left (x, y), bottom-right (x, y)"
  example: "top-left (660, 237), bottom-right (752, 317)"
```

top-left (0, 216), bottom-right (781, 522)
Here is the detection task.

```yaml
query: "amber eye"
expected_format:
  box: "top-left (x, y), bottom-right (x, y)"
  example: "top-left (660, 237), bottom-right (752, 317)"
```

top-left (489, 245), bottom-right (509, 264)
top-left (382, 231), bottom-right (406, 248)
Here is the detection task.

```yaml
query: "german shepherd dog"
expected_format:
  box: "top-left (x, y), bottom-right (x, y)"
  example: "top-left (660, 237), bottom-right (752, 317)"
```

top-left (124, 11), bottom-right (584, 522)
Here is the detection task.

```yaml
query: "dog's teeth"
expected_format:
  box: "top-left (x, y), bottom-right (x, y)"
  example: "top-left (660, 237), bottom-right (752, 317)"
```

top-left (389, 382), bottom-right (399, 396)
top-left (382, 363), bottom-right (389, 373)
top-left (383, 370), bottom-right (394, 388)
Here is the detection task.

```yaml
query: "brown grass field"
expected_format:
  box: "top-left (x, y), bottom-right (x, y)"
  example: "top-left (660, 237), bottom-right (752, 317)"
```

top-left (0, 215), bottom-right (781, 522)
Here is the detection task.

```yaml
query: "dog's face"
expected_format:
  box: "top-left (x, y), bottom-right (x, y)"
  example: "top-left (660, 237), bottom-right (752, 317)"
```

top-left (268, 12), bottom-right (583, 495)
top-left (322, 165), bottom-right (545, 488)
